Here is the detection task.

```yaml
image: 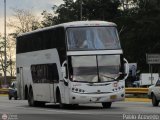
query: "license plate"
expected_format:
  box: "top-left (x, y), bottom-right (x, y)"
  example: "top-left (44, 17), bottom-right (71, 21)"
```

top-left (110, 95), bottom-right (117, 100)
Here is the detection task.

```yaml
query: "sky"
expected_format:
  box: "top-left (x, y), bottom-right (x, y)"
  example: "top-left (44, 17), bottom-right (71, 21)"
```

top-left (0, 0), bottom-right (64, 34)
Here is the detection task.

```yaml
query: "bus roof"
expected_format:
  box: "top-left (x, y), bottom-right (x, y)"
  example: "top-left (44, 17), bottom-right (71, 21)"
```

top-left (18, 21), bottom-right (117, 37)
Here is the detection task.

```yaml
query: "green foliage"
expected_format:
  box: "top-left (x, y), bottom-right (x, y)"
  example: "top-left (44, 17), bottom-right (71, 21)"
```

top-left (82, 0), bottom-right (121, 20)
top-left (115, 0), bottom-right (160, 72)
top-left (8, 8), bottom-right (41, 38)
top-left (41, 0), bottom-right (121, 26)
top-left (41, 0), bottom-right (160, 72)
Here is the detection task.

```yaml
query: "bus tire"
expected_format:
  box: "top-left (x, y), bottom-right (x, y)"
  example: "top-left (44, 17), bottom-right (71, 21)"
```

top-left (69, 104), bottom-right (79, 109)
top-left (9, 95), bottom-right (12, 100)
top-left (56, 89), bottom-right (65, 108)
top-left (35, 101), bottom-right (45, 107)
top-left (14, 97), bottom-right (17, 100)
top-left (28, 88), bottom-right (36, 107)
top-left (152, 94), bottom-right (159, 107)
top-left (14, 92), bottom-right (18, 100)
top-left (102, 102), bottom-right (112, 108)
top-left (59, 95), bottom-right (65, 108)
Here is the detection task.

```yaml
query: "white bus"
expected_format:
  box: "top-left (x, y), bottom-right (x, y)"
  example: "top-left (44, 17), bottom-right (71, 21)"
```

top-left (16, 21), bottom-right (129, 108)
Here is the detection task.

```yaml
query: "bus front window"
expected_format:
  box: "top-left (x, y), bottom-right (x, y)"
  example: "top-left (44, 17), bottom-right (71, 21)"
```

top-left (70, 55), bottom-right (121, 82)
top-left (67, 27), bottom-right (121, 50)
top-left (70, 56), bottom-right (98, 82)
top-left (98, 55), bottom-right (120, 82)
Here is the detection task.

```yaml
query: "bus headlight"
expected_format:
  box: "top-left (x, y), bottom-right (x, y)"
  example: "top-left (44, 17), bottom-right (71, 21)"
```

top-left (113, 82), bottom-right (118, 87)
top-left (72, 88), bottom-right (85, 93)
top-left (112, 86), bottom-right (124, 91)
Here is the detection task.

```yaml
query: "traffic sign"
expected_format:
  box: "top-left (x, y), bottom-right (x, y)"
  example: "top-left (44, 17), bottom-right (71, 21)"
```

top-left (146, 54), bottom-right (160, 64)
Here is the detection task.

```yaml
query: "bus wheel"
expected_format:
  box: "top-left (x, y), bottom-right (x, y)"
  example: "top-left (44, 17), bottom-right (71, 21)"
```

top-left (8, 95), bottom-right (12, 100)
top-left (72, 104), bottom-right (79, 107)
top-left (69, 104), bottom-right (79, 109)
top-left (102, 102), bottom-right (112, 108)
top-left (14, 97), bottom-right (17, 100)
top-left (28, 88), bottom-right (35, 106)
top-left (14, 92), bottom-right (18, 100)
top-left (56, 90), bottom-right (64, 108)
top-left (152, 94), bottom-right (159, 107)
top-left (34, 101), bottom-right (45, 107)
top-left (59, 95), bottom-right (65, 108)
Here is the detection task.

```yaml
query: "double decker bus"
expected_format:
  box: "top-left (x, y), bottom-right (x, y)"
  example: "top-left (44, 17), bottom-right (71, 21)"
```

top-left (16, 21), bottom-right (129, 108)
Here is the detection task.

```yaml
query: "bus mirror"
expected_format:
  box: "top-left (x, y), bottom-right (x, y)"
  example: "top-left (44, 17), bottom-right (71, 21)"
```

top-left (61, 66), bottom-right (68, 85)
top-left (61, 60), bottom-right (68, 83)
top-left (61, 67), bottom-right (66, 78)
top-left (123, 58), bottom-right (129, 80)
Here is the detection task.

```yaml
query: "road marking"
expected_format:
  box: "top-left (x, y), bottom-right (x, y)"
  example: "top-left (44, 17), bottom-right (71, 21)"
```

top-left (0, 105), bottom-right (124, 115)
top-left (15, 106), bottom-right (100, 114)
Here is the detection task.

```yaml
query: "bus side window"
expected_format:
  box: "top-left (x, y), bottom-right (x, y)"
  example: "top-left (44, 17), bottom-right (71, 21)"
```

top-left (31, 63), bottom-right (59, 83)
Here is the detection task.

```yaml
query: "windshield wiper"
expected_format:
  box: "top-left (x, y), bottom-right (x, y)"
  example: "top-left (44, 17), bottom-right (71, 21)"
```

top-left (100, 73), bottom-right (124, 81)
top-left (115, 72), bottom-right (125, 80)
top-left (100, 74), bottom-right (117, 81)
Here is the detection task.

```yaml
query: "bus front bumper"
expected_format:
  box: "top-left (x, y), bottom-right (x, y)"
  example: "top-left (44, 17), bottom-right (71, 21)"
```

top-left (69, 91), bottom-right (125, 104)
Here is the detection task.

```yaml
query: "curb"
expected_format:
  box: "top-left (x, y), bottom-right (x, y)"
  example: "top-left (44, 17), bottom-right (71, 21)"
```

top-left (0, 94), bottom-right (8, 96)
top-left (125, 98), bottom-right (151, 102)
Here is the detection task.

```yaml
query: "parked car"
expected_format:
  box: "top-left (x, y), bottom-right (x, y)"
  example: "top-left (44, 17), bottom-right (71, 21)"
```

top-left (148, 79), bottom-right (160, 106)
top-left (8, 81), bottom-right (18, 100)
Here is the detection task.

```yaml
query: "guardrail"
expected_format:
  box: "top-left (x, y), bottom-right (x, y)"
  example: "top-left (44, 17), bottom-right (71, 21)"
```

top-left (0, 88), bottom-right (8, 94)
top-left (0, 88), bottom-right (149, 95)
top-left (125, 88), bottom-right (148, 94)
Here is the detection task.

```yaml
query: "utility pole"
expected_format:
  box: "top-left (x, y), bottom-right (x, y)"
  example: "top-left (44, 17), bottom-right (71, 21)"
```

top-left (80, 0), bottom-right (82, 20)
top-left (4, 0), bottom-right (7, 86)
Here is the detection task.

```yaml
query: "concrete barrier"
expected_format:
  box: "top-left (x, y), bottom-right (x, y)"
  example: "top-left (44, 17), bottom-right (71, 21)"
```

top-left (125, 88), bottom-right (148, 94)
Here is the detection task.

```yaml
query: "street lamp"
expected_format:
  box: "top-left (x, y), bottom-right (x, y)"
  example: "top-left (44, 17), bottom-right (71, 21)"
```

top-left (4, 0), bottom-right (7, 87)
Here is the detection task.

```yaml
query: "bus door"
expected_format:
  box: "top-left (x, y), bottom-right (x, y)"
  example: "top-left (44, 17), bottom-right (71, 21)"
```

top-left (60, 60), bottom-right (70, 103)
top-left (50, 63), bottom-right (60, 102)
top-left (19, 67), bottom-right (24, 99)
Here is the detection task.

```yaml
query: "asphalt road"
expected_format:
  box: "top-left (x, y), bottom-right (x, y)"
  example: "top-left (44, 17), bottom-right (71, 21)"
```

top-left (0, 96), bottom-right (160, 120)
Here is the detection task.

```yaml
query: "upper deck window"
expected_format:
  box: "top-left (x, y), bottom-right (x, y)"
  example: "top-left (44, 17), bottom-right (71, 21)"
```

top-left (67, 27), bottom-right (121, 50)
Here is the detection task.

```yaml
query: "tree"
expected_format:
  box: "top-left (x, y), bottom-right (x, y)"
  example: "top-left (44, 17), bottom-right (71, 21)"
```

top-left (82, 0), bottom-right (120, 20)
top-left (114, 0), bottom-right (160, 72)
top-left (6, 35), bottom-right (16, 77)
top-left (41, 0), bottom-right (160, 73)
top-left (4, 8), bottom-right (42, 77)
top-left (41, 0), bottom-right (121, 27)
top-left (8, 8), bottom-right (41, 38)
top-left (0, 8), bottom-right (42, 82)
top-left (0, 34), bottom-right (16, 77)
top-left (41, 0), bottom-right (79, 26)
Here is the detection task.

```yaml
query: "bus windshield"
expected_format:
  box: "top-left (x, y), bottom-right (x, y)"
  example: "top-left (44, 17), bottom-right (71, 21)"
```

top-left (70, 55), bottom-right (121, 82)
top-left (67, 27), bottom-right (121, 50)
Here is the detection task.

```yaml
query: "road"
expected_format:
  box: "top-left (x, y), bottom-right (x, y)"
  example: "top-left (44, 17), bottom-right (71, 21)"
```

top-left (0, 96), bottom-right (160, 120)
